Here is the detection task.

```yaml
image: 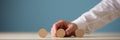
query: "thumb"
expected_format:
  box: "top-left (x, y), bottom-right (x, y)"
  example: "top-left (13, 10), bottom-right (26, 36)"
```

top-left (65, 23), bottom-right (77, 36)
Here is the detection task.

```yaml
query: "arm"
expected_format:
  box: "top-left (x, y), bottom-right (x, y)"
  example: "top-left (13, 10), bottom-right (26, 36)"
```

top-left (72, 0), bottom-right (120, 34)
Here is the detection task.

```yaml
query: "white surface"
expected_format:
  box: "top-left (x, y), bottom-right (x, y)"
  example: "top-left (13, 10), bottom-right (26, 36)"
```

top-left (0, 32), bottom-right (120, 40)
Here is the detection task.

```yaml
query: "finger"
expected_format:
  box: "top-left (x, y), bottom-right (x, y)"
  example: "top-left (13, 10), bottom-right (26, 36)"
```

top-left (65, 23), bottom-right (77, 36)
top-left (55, 20), bottom-right (67, 29)
top-left (51, 20), bottom-right (65, 37)
top-left (51, 23), bottom-right (59, 37)
top-left (58, 20), bottom-right (71, 29)
top-left (51, 27), bottom-right (56, 37)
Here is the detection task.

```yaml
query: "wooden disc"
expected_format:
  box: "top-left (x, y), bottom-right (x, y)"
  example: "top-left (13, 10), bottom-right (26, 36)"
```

top-left (56, 29), bottom-right (65, 37)
top-left (38, 28), bottom-right (48, 38)
top-left (75, 29), bottom-right (84, 37)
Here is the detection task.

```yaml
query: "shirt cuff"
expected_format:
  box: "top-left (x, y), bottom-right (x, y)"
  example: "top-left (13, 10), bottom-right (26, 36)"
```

top-left (71, 18), bottom-right (91, 34)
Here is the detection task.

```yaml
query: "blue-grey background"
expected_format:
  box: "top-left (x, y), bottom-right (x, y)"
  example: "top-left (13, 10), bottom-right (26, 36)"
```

top-left (0, 0), bottom-right (120, 32)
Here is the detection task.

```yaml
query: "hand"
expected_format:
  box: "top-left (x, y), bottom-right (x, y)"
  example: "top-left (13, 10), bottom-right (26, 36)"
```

top-left (51, 20), bottom-right (78, 37)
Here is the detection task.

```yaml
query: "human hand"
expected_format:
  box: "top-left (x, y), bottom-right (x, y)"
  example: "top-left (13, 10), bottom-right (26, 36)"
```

top-left (51, 20), bottom-right (78, 37)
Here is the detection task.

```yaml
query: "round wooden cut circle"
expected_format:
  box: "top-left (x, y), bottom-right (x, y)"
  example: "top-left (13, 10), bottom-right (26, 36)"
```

top-left (38, 28), bottom-right (48, 38)
top-left (75, 29), bottom-right (84, 37)
top-left (56, 29), bottom-right (65, 37)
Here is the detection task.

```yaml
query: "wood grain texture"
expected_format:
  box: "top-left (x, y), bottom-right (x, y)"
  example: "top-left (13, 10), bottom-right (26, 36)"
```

top-left (75, 29), bottom-right (84, 37)
top-left (56, 29), bottom-right (65, 37)
top-left (38, 28), bottom-right (48, 38)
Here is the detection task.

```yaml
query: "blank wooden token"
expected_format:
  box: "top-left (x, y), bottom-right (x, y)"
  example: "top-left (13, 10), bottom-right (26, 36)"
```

top-left (56, 29), bottom-right (65, 37)
top-left (38, 28), bottom-right (48, 38)
top-left (75, 29), bottom-right (84, 37)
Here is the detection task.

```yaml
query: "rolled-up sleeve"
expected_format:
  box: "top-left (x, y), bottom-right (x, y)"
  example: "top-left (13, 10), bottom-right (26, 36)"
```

top-left (72, 0), bottom-right (120, 34)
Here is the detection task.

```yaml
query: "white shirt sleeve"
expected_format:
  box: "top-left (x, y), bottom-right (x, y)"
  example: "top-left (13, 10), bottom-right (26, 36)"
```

top-left (72, 0), bottom-right (120, 34)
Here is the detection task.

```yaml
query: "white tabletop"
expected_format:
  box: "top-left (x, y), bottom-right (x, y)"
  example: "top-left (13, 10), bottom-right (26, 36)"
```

top-left (0, 32), bottom-right (120, 40)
